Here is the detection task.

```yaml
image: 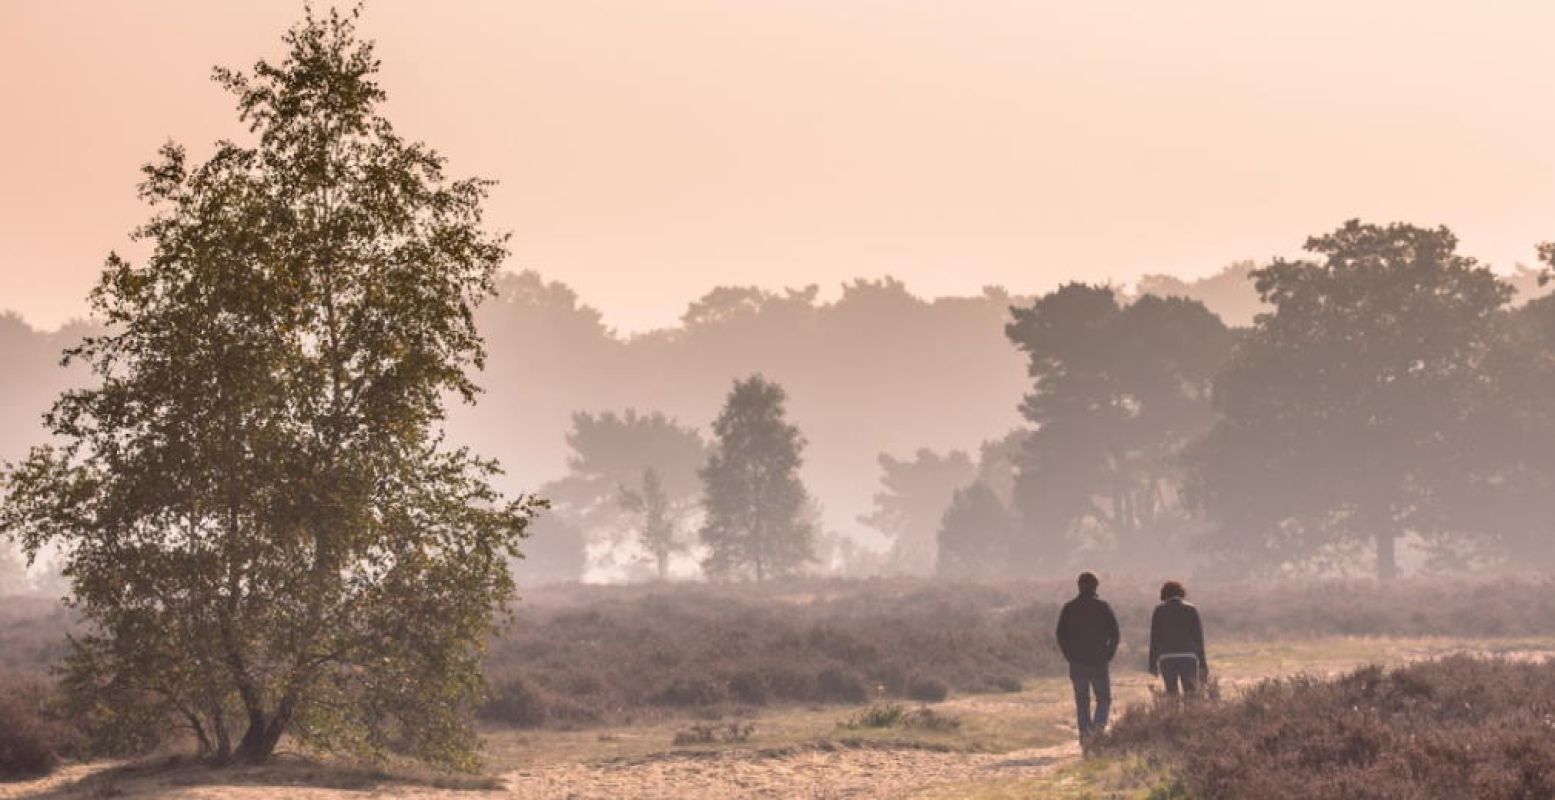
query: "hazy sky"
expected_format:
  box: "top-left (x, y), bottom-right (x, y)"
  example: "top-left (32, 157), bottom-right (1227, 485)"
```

top-left (3, 1), bottom-right (1553, 333)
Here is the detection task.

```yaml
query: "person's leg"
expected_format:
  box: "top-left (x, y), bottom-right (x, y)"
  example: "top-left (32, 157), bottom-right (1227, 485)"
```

top-left (1181, 658), bottom-right (1200, 694)
top-left (1069, 664), bottom-right (1093, 737)
top-left (1162, 659), bottom-right (1182, 695)
top-left (1092, 667), bottom-right (1111, 733)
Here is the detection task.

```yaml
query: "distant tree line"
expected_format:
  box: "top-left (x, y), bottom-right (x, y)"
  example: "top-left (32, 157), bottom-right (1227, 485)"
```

top-left (916, 220), bottom-right (1555, 581)
top-left (477, 220), bottom-right (1555, 586)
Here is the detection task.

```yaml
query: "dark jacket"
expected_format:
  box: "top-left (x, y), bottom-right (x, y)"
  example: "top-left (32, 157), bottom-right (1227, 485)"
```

top-left (1055, 590), bottom-right (1120, 668)
top-left (1148, 597), bottom-right (1206, 672)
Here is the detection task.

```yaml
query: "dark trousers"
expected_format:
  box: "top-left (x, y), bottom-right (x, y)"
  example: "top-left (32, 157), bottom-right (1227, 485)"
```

top-left (1160, 655), bottom-right (1199, 695)
top-left (1068, 662), bottom-right (1111, 737)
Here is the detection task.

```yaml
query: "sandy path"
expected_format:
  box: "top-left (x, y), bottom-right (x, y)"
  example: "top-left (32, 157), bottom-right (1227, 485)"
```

top-left (501, 740), bottom-right (1079, 800)
top-left (1, 742), bottom-right (1079, 800)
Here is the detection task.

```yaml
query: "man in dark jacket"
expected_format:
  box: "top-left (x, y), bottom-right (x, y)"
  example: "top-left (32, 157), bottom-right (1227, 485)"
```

top-left (1147, 580), bottom-right (1208, 695)
top-left (1055, 571), bottom-right (1120, 741)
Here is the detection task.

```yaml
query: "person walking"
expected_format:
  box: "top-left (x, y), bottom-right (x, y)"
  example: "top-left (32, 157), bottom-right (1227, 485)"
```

top-left (1147, 580), bottom-right (1208, 695)
top-left (1055, 571), bottom-right (1120, 743)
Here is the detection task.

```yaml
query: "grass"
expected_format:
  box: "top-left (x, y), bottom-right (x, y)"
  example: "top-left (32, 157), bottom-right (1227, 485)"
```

top-left (907, 756), bottom-right (1179, 800)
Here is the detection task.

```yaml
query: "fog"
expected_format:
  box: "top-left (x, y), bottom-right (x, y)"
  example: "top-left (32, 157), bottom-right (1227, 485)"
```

top-left (5, 253), bottom-right (1552, 588)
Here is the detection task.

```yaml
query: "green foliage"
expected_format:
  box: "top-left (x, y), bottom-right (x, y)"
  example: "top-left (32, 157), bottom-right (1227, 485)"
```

top-left (840, 702), bottom-right (961, 732)
top-left (698, 376), bottom-right (815, 581)
top-left (0, 7), bottom-right (535, 769)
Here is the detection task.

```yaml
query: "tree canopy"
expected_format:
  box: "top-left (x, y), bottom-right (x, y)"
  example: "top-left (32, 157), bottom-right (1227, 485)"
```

top-left (859, 448), bottom-right (976, 575)
top-left (936, 482), bottom-right (1015, 580)
top-left (1188, 221), bottom-right (1513, 579)
top-left (0, 8), bottom-right (534, 767)
top-left (698, 375), bottom-right (815, 581)
top-left (1006, 285), bottom-right (1232, 569)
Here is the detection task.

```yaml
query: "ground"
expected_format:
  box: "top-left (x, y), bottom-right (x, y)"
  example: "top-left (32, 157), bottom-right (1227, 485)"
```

top-left (5, 636), bottom-right (1552, 800)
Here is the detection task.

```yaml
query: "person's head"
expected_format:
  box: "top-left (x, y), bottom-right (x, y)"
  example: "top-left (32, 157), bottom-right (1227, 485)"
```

top-left (1160, 580), bottom-right (1187, 601)
top-left (1077, 571), bottom-right (1099, 595)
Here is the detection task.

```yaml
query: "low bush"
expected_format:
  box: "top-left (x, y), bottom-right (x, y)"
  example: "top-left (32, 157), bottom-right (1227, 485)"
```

top-left (815, 667), bottom-right (871, 704)
top-left (906, 676), bottom-right (950, 703)
top-left (841, 702), bottom-right (910, 729)
top-left (0, 681), bottom-right (75, 778)
top-left (672, 722), bottom-right (755, 746)
top-left (479, 672), bottom-right (548, 727)
top-left (12, 576), bottom-right (1555, 740)
top-left (1099, 655), bottom-right (1555, 799)
top-left (840, 702), bottom-right (961, 732)
top-left (475, 576), bottom-right (1555, 728)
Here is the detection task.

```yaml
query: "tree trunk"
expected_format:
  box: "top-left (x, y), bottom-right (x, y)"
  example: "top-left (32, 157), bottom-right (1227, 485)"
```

top-left (233, 701), bottom-right (293, 764)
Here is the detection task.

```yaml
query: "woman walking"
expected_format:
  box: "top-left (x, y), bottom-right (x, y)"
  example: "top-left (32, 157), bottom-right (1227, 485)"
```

top-left (1147, 580), bottom-right (1207, 695)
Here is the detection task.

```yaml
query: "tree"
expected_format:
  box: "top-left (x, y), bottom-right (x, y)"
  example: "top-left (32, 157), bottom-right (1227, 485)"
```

top-left (541, 410), bottom-right (704, 582)
top-left (699, 376), bottom-right (815, 580)
top-left (1187, 221), bottom-right (1512, 579)
top-left (972, 429), bottom-right (1027, 508)
top-left (859, 448), bottom-right (975, 575)
top-left (1425, 243), bottom-right (1555, 569)
top-left (0, 9), bottom-right (535, 767)
top-left (1005, 285), bottom-right (1231, 569)
top-left (1137, 261), bottom-right (1267, 326)
top-left (618, 468), bottom-right (688, 580)
top-left (544, 410), bottom-right (705, 537)
top-left (936, 482), bottom-right (1015, 579)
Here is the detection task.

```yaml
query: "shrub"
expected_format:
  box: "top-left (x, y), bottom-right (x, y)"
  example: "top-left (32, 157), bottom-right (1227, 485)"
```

top-left (654, 676), bottom-right (726, 707)
top-left (672, 722), bottom-right (754, 746)
top-left (815, 667), bottom-right (870, 704)
top-left (0, 692), bottom-right (63, 777)
top-left (480, 672), bottom-right (548, 727)
top-left (727, 670), bottom-right (770, 706)
top-left (1099, 656), bottom-right (1555, 800)
top-left (841, 702), bottom-right (909, 729)
top-left (902, 706), bottom-right (961, 732)
top-left (841, 702), bottom-right (961, 732)
top-left (472, 576), bottom-right (1555, 729)
top-left (906, 676), bottom-right (950, 703)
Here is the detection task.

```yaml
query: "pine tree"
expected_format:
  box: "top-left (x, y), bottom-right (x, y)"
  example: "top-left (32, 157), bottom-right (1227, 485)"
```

top-left (698, 376), bottom-right (814, 580)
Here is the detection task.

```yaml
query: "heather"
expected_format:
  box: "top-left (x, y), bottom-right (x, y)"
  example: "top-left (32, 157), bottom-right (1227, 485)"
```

top-left (477, 576), bottom-right (1555, 727)
top-left (1101, 655), bottom-right (1555, 799)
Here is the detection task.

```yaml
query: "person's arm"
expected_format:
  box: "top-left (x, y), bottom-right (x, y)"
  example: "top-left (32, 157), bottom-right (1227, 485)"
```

top-left (1192, 607), bottom-right (1208, 676)
top-left (1147, 605), bottom-right (1161, 675)
top-left (1055, 604), bottom-right (1071, 662)
top-left (1104, 602), bottom-right (1120, 663)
